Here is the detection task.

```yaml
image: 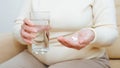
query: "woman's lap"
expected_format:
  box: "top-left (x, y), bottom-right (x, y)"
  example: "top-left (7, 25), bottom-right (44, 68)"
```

top-left (0, 50), bottom-right (110, 68)
top-left (49, 59), bottom-right (107, 68)
top-left (0, 50), bottom-right (47, 68)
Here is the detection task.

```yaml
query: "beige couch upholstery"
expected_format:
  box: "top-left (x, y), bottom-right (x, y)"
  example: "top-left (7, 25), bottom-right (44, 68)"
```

top-left (0, 33), bottom-right (27, 64)
top-left (108, 0), bottom-right (120, 67)
top-left (0, 0), bottom-right (120, 68)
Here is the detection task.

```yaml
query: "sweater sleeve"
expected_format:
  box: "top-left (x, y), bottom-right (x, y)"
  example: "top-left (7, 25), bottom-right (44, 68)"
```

top-left (13, 0), bottom-right (31, 45)
top-left (89, 0), bottom-right (118, 47)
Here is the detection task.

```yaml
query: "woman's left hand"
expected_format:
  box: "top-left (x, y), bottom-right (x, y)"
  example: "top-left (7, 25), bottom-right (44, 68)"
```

top-left (57, 28), bottom-right (95, 50)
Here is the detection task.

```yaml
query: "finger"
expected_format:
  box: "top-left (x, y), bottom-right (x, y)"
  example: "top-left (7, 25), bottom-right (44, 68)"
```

top-left (36, 25), bottom-right (51, 32)
top-left (75, 44), bottom-right (87, 50)
top-left (65, 41), bottom-right (86, 50)
top-left (22, 38), bottom-right (32, 45)
top-left (58, 36), bottom-right (82, 49)
top-left (22, 24), bottom-right (37, 33)
top-left (20, 29), bottom-right (32, 45)
top-left (21, 29), bottom-right (35, 39)
top-left (24, 18), bottom-right (34, 26)
top-left (63, 38), bottom-right (82, 50)
top-left (57, 37), bottom-right (73, 48)
top-left (79, 38), bottom-right (85, 44)
top-left (58, 36), bottom-right (86, 50)
top-left (63, 38), bottom-right (87, 50)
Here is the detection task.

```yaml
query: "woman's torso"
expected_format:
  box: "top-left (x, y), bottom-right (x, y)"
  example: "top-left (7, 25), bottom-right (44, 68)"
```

top-left (28, 0), bottom-right (106, 65)
top-left (31, 0), bottom-right (93, 30)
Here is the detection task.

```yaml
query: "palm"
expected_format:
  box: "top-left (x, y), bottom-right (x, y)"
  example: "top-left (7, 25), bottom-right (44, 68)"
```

top-left (57, 28), bottom-right (95, 50)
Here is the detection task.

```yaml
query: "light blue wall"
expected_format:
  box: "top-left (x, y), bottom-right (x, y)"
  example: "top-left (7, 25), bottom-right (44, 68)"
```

top-left (0, 0), bottom-right (23, 33)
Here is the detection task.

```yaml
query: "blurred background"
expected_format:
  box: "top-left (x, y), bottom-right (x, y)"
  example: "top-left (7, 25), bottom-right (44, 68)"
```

top-left (0, 0), bottom-right (24, 33)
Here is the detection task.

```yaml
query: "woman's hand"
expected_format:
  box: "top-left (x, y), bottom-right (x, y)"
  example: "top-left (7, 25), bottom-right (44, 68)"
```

top-left (21, 18), bottom-right (50, 45)
top-left (57, 28), bottom-right (95, 50)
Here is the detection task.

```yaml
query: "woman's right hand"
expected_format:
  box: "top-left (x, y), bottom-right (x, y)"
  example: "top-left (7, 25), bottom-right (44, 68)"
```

top-left (21, 18), bottom-right (50, 45)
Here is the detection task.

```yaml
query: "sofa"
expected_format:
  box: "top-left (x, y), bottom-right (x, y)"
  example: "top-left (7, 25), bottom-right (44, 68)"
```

top-left (0, 0), bottom-right (120, 68)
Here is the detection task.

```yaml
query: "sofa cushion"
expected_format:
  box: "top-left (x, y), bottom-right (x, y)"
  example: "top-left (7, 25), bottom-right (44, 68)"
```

top-left (110, 60), bottom-right (120, 68)
top-left (0, 33), bottom-right (26, 63)
top-left (106, 0), bottom-right (120, 59)
top-left (106, 35), bottom-right (120, 58)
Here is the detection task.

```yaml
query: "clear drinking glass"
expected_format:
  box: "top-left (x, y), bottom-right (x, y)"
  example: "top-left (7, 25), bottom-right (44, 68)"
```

top-left (30, 11), bottom-right (50, 54)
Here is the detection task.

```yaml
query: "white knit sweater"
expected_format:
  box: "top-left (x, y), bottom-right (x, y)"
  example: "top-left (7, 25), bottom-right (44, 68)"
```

top-left (13, 0), bottom-right (118, 65)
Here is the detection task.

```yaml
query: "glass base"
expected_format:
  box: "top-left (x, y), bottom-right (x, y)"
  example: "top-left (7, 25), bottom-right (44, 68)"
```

top-left (32, 44), bottom-right (49, 55)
